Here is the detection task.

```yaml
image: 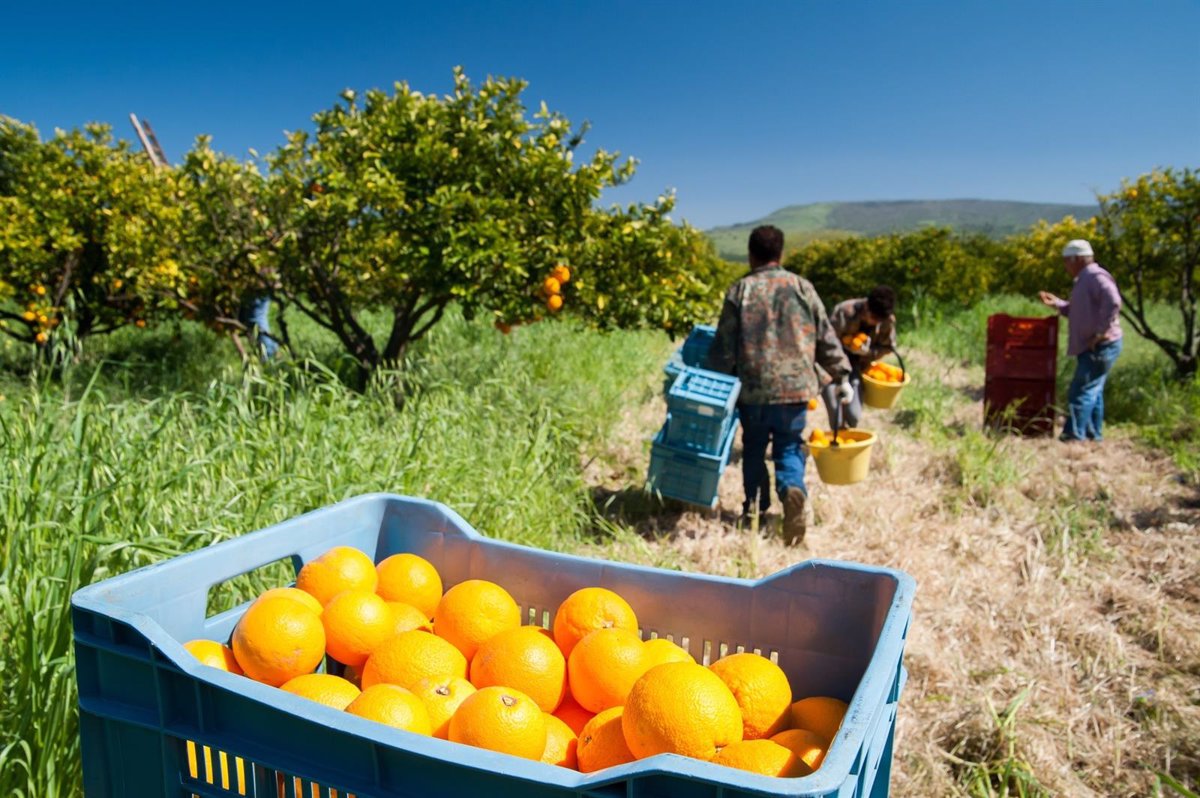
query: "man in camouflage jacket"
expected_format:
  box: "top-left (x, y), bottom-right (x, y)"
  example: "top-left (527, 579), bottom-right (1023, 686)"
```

top-left (705, 225), bottom-right (852, 544)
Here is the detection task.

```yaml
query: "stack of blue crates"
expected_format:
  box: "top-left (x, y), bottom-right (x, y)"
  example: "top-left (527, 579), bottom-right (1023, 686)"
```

top-left (648, 325), bottom-right (741, 508)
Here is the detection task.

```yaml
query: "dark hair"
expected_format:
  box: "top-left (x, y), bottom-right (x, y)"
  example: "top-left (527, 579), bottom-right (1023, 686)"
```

top-left (748, 225), bottom-right (784, 264)
top-left (867, 285), bottom-right (896, 318)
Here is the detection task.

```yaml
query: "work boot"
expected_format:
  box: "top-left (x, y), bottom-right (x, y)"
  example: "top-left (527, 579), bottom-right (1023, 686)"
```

top-left (782, 487), bottom-right (807, 545)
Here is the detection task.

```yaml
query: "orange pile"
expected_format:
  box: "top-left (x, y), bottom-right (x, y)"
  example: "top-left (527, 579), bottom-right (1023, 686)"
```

top-left (842, 332), bottom-right (870, 351)
top-left (184, 550), bottom-right (850, 779)
top-left (864, 361), bottom-right (905, 384)
top-left (808, 429), bottom-right (855, 449)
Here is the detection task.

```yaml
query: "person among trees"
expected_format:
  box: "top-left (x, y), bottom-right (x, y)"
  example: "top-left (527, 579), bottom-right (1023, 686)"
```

top-left (1038, 239), bottom-right (1123, 442)
top-left (820, 286), bottom-right (898, 429)
top-left (705, 225), bottom-right (853, 545)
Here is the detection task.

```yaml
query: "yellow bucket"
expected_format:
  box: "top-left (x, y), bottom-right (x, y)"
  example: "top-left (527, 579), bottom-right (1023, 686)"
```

top-left (861, 366), bottom-right (911, 410)
top-left (810, 429), bottom-right (876, 485)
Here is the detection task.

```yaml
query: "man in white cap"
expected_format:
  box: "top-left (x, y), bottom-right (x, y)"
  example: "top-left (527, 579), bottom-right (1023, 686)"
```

top-left (1038, 239), bottom-right (1123, 441)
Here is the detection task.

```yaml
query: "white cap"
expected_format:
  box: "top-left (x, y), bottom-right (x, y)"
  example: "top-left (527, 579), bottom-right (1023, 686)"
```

top-left (1062, 239), bottom-right (1094, 258)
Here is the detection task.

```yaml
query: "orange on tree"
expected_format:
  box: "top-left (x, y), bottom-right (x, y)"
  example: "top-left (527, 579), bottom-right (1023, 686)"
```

top-left (708, 652), bottom-right (793, 740)
top-left (789, 696), bottom-right (848, 741)
top-left (543, 276), bottom-right (562, 296)
top-left (411, 676), bottom-right (476, 739)
top-left (643, 637), bottom-right (694, 668)
top-left (386, 601), bottom-right (432, 635)
top-left (346, 684), bottom-right (432, 735)
top-left (255, 587), bottom-right (323, 616)
top-left (279, 673), bottom-right (361, 710)
top-left (546, 294), bottom-right (564, 313)
top-left (433, 579), bottom-right (521, 661)
top-left (296, 546), bottom-right (378, 606)
top-left (576, 706), bottom-right (636, 773)
top-left (231, 596), bottom-right (326, 687)
top-left (710, 739), bottom-right (811, 778)
top-left (551, 693), bottom-right (595, 736)
top-left (552, 586), bottom-right (639, 659)
top-left (541, 713), bottom-right (579, 770)
top-left (567, 627), bottom-right (650, 714)
top-left (321, 590), bottom-right (395, 667)
top-left (551, 264), bottom-right (571, 284)
top-left (771, 728), bottom-right (829, 771)
top-left (375, 552), bottom-right (442, 619)
top-left (621, 661), bottom-right (743, 760)
top-left (469, 625), bottom-right (567, 712)
top-left (183, 639), bottom-right (243, 675)
top-left (362, 629), bottom-right (468, 690)
top-left (448, 686), bottom-right (547, 760)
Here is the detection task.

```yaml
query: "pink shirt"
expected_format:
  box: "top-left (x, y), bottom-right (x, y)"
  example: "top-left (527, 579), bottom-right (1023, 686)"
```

top-left (1054, 263), bottom-right (1123, 356)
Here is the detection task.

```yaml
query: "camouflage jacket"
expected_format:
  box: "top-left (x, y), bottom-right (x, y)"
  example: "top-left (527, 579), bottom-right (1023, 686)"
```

top-left (829, 298), bottom-right (898, 366)
top-left (704, 265), bottom-right (850, 405)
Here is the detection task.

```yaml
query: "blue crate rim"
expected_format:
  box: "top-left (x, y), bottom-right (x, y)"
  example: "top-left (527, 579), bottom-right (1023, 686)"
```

top-left (72, 492), bottom-right (915, 796)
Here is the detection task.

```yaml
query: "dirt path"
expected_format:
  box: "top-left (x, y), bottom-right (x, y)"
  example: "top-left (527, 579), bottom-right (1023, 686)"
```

top-left (583, 352), bottom-right (1200, 797)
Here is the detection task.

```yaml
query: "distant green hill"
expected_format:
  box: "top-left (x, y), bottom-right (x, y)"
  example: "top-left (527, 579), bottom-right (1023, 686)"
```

top-left (706, 199), bottom-right (1098, 261)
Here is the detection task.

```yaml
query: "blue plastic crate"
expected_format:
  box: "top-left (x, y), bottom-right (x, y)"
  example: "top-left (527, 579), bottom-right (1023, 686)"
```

top-left (663, 409), bottom-right (739, 454)
top-left (667, 367), bottom-right (741, 420)
top-left (663, 353), bottom-right (686, 396)
top-left (680, 324), bottom-right (717, 367)
top-left (646, 418), bottom-right (737, 508)
top-left (72, 493), bottom-right (914, 798)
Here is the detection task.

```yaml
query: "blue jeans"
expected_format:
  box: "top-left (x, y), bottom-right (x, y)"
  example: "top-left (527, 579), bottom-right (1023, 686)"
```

top-left (1062, 337), bottom-right (1122, 441)
top-left (238, 294), bottom-right (278, 359)
top-left (739, 403), bottom-right (808, 513)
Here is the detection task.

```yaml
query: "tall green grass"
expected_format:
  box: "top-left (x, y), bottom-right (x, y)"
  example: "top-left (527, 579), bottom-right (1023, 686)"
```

top-left (0, 310), bottom-right (669, 797)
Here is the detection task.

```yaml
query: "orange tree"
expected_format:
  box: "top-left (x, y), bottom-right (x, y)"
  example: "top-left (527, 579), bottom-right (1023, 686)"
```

top-left (263, 69), bottom-right (722, 385)
top-left (1096, 168), bottom-right (1200, 378)
top-left (1004, 215), bottom-right (1098, 297)
top-left (0, 118), bottom-right (183, 351)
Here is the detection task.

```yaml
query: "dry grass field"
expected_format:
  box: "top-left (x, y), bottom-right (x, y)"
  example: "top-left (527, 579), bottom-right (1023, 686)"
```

top-left (584, 350), bottom-right (1200, 797)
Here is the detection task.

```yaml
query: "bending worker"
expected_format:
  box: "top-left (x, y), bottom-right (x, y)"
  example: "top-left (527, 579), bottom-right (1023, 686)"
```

top-left (705, 225), bottom-right (853, 545)
top-left (821, 286), bottom-right (898, 428)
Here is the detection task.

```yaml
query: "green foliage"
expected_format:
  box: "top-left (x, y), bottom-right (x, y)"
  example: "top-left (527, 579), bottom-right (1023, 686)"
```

top-left (1003, 215), bottom-right (1097, 297)
top-left (0, 118), bottom-right (183, 350)
top-left (1097, 167), bottom-right (1200, 377)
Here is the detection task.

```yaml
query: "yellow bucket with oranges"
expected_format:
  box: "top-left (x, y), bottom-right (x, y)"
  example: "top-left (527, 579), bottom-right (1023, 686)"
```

top-left (808, 428), bottom-right (877, 485)
top-left (861, 360), bottom-right (910, 410)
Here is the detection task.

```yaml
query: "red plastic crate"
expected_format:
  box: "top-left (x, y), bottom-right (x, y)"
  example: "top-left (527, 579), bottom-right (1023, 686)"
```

top-left (984, 378), bottom-right (1056, 436)
top-left (985, 345), bottom-right (1058, 381)
top-left (986, 314), bottom-right (1058, 350)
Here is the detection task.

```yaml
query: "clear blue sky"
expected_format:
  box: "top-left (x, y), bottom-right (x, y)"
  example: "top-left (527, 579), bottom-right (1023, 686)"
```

top-left (3, 1), bottom-right (1197, 229)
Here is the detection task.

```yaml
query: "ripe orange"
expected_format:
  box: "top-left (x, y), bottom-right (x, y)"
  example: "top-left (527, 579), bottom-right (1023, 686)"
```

top-left (376, 553), bottom-right (442, 619)
top-left (710, 739), bottom-right (811, 777)
top-left (552, 693), bottom-right (595, 736)
top-left (362, 630), bottom-right (468, 691)
top-left (709, 652), bottom-right (793, 740)
top-left (279, 673), bottom-right (361, 710)
top-left (470, 626), bottom-right (567, 712)
top-left (433, 580), bottom-right (521, 661)
top-left (543, 276), bottom-right (562, 296)
top-left (255, 587), bottom-right (323, 616)
top-left (296, 546), bottom-right (378, 606)
top-left (789, 696), bottom-right (848, 741)
top-left (411, 676), bottom-right (476, 739)
top-left (576, 706), bottom-right (635, 773)
top-left (346, 684), bottom-right (432, 735)
top-left (771, 728), bottom-right (830, 771)
top-left (622, 662), bottom-right (743, 760)
top-left (321, 590), bottom-right (395, 667)
top-left (546, 294), bottom-right (563, 313)
top-left (448, 686), bottom-right (547, 760)
top-left (386, 601), bottom-right (432, 634)
top-left (231, 596), bottom-right (326, 687)
top-left (552, 587), bottom-right (639, 659)
top-left (541, 713), bottom-right (578, 769)
top-left (643, 638), bottom-right (694, 668)
top-left (567, 628), bottom-right (649, 714)
top-left (183, 639), bottom-right (243, 675)
top-left (551, 265), bottom-right (571, 285)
